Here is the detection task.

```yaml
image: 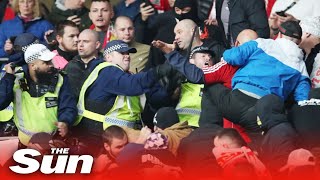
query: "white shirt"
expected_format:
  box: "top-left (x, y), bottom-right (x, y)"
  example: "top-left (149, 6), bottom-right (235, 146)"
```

top-left (310, 53), bottom-right (320, 88)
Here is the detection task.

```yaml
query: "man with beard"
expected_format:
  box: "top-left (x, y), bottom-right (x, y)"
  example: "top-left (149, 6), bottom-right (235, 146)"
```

top-left (51, 20), bottom-right (80, 69)
top-left (0, 44), bottom-right (77, 148)
top-left (93, 125), bottom-right (128, 176)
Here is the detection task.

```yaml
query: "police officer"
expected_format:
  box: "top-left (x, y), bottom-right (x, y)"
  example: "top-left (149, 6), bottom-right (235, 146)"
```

top-left (75, 40), bottom-right (170, 156)
top-left (0, 44), bottom-right (77, 147)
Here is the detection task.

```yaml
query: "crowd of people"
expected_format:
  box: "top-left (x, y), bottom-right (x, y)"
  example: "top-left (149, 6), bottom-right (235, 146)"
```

top-left (0, 0), bottom-right (320, 179)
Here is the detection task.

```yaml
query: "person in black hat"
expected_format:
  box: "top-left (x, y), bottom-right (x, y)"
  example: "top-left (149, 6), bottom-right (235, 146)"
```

top-left (277, 20), bottom-right (303, 44)
top-left (153, 107), bottom-right (180, 131)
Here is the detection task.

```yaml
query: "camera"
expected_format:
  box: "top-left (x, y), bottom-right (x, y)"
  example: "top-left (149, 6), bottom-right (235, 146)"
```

top-left (46, 31), bottom-right (57, 43)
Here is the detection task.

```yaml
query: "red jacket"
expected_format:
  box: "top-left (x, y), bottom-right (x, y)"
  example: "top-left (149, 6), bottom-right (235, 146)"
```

top-left (202, 60), bottom-right (251, 143)
top-left (202, 60), bottom-right (239, 89)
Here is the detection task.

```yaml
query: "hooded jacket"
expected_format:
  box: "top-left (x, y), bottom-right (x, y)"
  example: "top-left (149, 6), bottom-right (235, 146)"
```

top-left (223, 38), bottom-right (310, 102)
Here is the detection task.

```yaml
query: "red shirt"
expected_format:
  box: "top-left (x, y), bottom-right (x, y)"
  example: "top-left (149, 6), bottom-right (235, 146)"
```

top-left (202, 60), bottom-right (239, 89)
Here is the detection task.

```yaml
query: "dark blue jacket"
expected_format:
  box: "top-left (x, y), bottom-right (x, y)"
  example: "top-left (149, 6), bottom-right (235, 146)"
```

top-left (0, 65), bottom-right (77, 125)
top-left (85, 65), bottom-right (168, 109)
top-left (165, 51), bottom-right (205, 84)
top-left (0, 16), bottom-right (54, 58)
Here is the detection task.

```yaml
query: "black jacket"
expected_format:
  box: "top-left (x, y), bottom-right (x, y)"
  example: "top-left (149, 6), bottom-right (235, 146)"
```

top-left (197, 0), bottom-right (214, 21)
top-left (137, 11), bottom-right (177, 69)
top-left (198, 0), bottom-right (270, 46)
top-left (215, 0), bottom-right (269, 46)
top-left (64, 56), bottom-right (103, 99)
top-left (305, 43), bottom-right (320, 75)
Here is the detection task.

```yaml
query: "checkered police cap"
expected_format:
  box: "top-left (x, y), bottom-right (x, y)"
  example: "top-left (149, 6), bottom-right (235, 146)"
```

top-left (24, 44), bottom-right (56, 64)
top-left (103, 40), bottom-right (137, 56)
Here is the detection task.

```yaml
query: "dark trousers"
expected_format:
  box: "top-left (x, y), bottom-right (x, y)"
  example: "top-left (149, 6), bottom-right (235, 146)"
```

top-left (202, 84), bottom-right (297, 171)
top-left (288, 104), bottom-right (320, 149)
top-left (71, 118), bottom-right (104, 157)
top-left (201, 84), bottom-right (262, 147)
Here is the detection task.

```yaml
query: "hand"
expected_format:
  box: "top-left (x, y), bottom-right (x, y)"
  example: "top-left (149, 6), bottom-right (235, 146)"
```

top-left (204, 18), bottom-right (218, 26)
top-left (135, 126), bottom-right (152, 144)
top-left (67, 15), bottom-right (81, 25)
top-left (151, 40), bottom-right (175, 54)
top-left (140, 3), bottom-right (155, 21)
top-left (269, 13), bottom-right (280, 29)
top-left (55, 122), bottom-right (68, 137)
top-left (4, 39), bottom-right (13, 55)
top-left (4, 63), bottom-right (14, 74)
top-left (277, 13), bottom-right (297, 24)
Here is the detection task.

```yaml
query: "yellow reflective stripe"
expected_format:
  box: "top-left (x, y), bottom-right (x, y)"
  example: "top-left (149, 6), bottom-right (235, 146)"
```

top-left (77, 62), bottom-right (113, 116)
top-left (14, 73), bottom-right (63, 141)
top-left (82, 109), bottom-right (105, 123)
top-left (176, 108), bottom-right (201, 115)
top-left (76, 62), bottom-right (120, 125)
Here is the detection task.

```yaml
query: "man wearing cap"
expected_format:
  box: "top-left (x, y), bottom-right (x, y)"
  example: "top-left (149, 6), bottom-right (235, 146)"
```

top-left (286, 17), bottom-right (320, 150)
top-left (279, 148), bottom-right (316, 179)
top-left (74, 40), bottom-right (169, 155)
top-left (0, 44), bottom-right (77, 147)
top-left (0, 33), bottom-right (40, 124)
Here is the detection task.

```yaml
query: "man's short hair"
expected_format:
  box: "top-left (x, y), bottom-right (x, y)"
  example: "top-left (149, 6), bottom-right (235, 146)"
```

top-left (55, 20), bottom-right (78, 37)
top-left (279, 20), bottom-right (303, 40)
top-left (215, 128), bottom-right (247, 147)
top-left (102, 125), bottom-right (127, 145)
top-left (91, 0), bottom-right (111, 4)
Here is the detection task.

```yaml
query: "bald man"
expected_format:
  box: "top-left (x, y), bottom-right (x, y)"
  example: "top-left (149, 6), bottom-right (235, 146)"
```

top-left (153, 29), bottom-right (258, 129)
top-left (174, 19), bottom-right (202, 51)
top-left (64, 29), bottom-right (104, 99)
top-left (113, 16), bottom-right (150, 73)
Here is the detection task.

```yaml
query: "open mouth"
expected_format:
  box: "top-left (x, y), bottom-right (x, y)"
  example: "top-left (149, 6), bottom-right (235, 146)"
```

top-left (96, 19), bottom-right (105, 22)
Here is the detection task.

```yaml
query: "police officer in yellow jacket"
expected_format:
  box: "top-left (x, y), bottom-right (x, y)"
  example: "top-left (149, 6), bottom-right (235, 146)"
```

top-left (169, 46), bottom-right (215, 127)
top-left (0, 44), bottom-right (77, 146)
top-left (74, 40), bottom-right (170, 155)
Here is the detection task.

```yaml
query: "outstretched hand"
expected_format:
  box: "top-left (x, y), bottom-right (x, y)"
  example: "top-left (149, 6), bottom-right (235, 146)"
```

top-left (151, 40), bottom-right (176, 54)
